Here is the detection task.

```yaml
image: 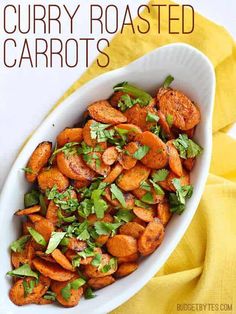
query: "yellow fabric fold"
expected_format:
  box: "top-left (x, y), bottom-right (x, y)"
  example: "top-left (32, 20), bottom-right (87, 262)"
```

top-left (52, 1), bottom-right (236, 312)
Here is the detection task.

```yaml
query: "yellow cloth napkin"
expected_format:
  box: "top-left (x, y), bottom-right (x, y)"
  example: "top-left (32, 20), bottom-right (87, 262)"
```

top-left (54, 1), bottom-right (236, 313)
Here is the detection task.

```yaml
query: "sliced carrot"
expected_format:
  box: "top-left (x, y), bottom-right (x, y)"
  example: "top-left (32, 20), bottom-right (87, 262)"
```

top-left (56, 128), bottom-right (83, 147)
top-left (124, 101), bottom-right (158, 131)
top-left (118, 142), bottom-right (138, 170)
top-left (157, 110), bottom-right (174, 140)
top-left (25, 141), bottom-right (52, 183)
top-left (32, 258), bottom-right (75, 281)
top-left (83, 119), bottom-right (107, 148)
top-left (119, 222), bottom-right (145, 238)
top-left (159, 169), bottom-right (190, 191)
top-left (183, 157), bottom-right (196, 171)
top-left (106, 235), bottom-right (137, 257)
top-left (184, 127), bottom-right (195, 138)
top-left (38, 167), bottom-right (69, 192)
top-left (104, 187), bottom-right (135, 209)
top-left (35, 251), bottom-right (56, 263)
top-left (87, 213), bottom-right (113, 224)
top-left (157, 200), bottom-right (172, 226)
top-left (132, 217), bottom-right (147, 227)
top-left (138, 219), bottom-right (164, 256)
top-left (95, 235), bottom-right (110, 246)
top-left (166, 140), bottom-right (183, 177)
top-left (9, 275), bottom-right (51, 306)
top-left (109, 91), bottom-right (125, 107)
top-left (103, 163), bottom-right (123, 184)
top-left (115, 262), bottom-right (138, 278)
top-left (51, 249), bottom-right (74, 271)
top-left (88, 100), bottom-right (127, 124)
top-left (57, 152), bottom-right (96, 181)
top-left (102, 147), bottom-right (119, 165)
top-left (84, 254), bottom-right (117, 278)
top-left (11, 239), bottom-right (35, 268)
top-left (83, 152), bottom-right (111, 177)
top-left (22, 220), bottom-right (34, 235)
top-left (133, 207), bottom-right (155, 222)
top-left (34, 297), bottom-right (54, 305)
top-left (88, 276), bottom-right (115, 290)
top-left (34, 217), bottom-right (54, 242)
top-left (51, 276), bottom-right (83, 307)
top-left (67, 238), bottom-right (87, 252)
top-left (135, 131), bottom-right (168, 169)
top-left (116, 162), bottom-right (150, 191)
top-left (28, 214), bottom-right (43, 223)
top-left (73, 178), bottom-right (90, 189)
top-left (15, 205), bottom-right (41, 216)
top-left (46, 201), bottom-right (59, 226)
top-left (115, 123), bottom-right (142, 141)
top-left (158, 89), bottom-right (201, 130)
top-left (132, 186), bottom-right (164, 204)
top-left (117, 252), bottom-right (139, 264)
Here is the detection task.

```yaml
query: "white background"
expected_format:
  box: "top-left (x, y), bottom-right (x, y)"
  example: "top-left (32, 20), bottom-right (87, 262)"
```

top-left (1, 0), bottom-right (236, 190)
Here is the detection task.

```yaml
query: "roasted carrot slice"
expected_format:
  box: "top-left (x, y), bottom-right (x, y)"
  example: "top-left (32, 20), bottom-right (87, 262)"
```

top-left (51, 276), bottom-right (83, 307)
top-left (157, 110), bottom-right (174, 140)
top-left (115, 123), bottom-right (142, 141)
top-left (67, 238), bottom-right (87, 252)
top-left (46, 201), bottom-right (59, 226)
top-left (116, 162), bottom-right (150, 191)
top-left (132, 186), bottom-right (164, 204)
top-left (166, 140), bottom-right (183, 177)
top-left (87, 213), bottom-right (113, 224)
top-left (57, 152), bottom-right (96, 181)
top-left (11, 239), bottom-right (35, 268)
top-left (15, 205), bottom-right (41, 216)
top-left (157, 200), bottom-right (172, 226)
top-left (32, 258), bottom-right (74, 281)
top-left (158, 89), bottom-right (201, 130)
top-left (88, 276), bottom-right (115, 290)
top-left (56, 128), bottom-right (83, 147)
top-left (35, 251), bottom-right (56, 263)
top-left (109, 91), bottom-right (125, 107)
top-left (51, 249), bottom-right (74, 271)
top-left (106, 235), bottom-right (138, 257)
top-left (138, 219), bottom-right (164, 256)
top-left (25, 141), bottom-right (52, 183)
top-left (84, 254), bottom-right (117, 278)
top-left (104, 187), bottom-right (135, 209)
top-left (22, 220), bottom-right (34, 235)
top-left (88, 100), bottom-right (127, 125)
top-left (184, 127), bottom-right (195, 138)
top-left (119, 222), bottom-right (145, 238)
top-left (158, 169), bottom-right (190, 192)
top-left (38, 167), bottom-right (69, 192)
top-left (102, 147), bottom-right (119, 165)
top-left (132, 217), bottom-right (147, 227)
top-left (183, 157), bottom-right (196, 171)
top-left (117, 252), bottom-right (139, 264)
top-left (95, 235), bottom-right (110, 246)
top-left (115, 262), bottom-right (138, 278)
top-left (133, 207), bottom-right (155, 222)
top-left (28, 214), bottom-right (43, 223)
top-left (34, 217), bottom-right (54, 242)
top-left (83, 152), bottom-right (111, 176)
top-left (103, 163), bottom-right (123, 184)
top-left (118, 142), bottom-right (138, 170)
top-left (135, 131), bottom-right (168, 169)
top-left (73, 178), bottom-right (90, 189)
top-left (124, 101), bottom-right (158, 131)
top-left (9, 275), bottom-right (51, 306)
top-left (83, 119), bottom-right (107, 148)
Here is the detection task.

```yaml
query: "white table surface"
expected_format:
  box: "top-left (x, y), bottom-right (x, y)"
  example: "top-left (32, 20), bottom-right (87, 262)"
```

top-left (1, 0), bottom-right (236, 190)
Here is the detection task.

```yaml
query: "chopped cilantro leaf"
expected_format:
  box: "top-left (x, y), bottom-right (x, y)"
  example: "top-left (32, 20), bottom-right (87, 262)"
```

top-left (134, 199), bottom-right (150, 208)
top-left (46, 232), bottom-right (66, 254)
top-left (94, 221), bottom-right (122, 236)
top-left (150, 179), bottom-right (165, 195)
top-left (140, 180), bottom-right (151, 191)
top-left (141, 192), bottom-right (154, 204)
top-left (7, 264), bottom-right (38, 279)
top-left (24, 189), bottom-right (40, 208)
top-left (173, 134), bottom-right (203, 159)
top-left (91, 253), bottom-right (102, 267)
top-left (166, 114), bottom-right (174, 127)
top-left (110, 184), bottom-right (126, 208)
top-left (152, 169), bottom-right (169, 182)
top-left (115, 209), bottom-right (134, 223)
top-left (90, 122), bottom-right (112, 143)
top-left (146, 112), bottom-right (159, 122)
top-left (150, 125), bottom-right (161, 137)
top-left (22, 167), bottom-right (36, 174)
top-left (118, 94), bottom-right (141, 112)
top-left (43, 291), bottom-right (57, 301)
top-left (10, 235), bottom-right (31, 253)
top-left (85, 287), bottom-right (96, 299)
top-left (23, 279), bottom-right (37, 297)
top-left (27, 227), bottom-right (47, 246)
top-left (163, 75), bottom-right (174, 88)
top-left (133, 145), bottom-right (150, 160)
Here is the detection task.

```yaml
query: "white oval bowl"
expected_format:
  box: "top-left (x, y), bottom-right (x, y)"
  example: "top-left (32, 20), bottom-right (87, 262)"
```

top-left (0, 43), bottom-right (215, 314)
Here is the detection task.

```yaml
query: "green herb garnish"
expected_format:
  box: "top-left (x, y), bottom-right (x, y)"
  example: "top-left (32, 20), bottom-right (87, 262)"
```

top-left (45, 232), bottom-right (66, 254)
top-left (27, 227), bottom-right (47, 246)
top-left (166, 114), bottom-right (173, 127)
top-left (173, 134), bottom-right (203, 159)
top-left (24, 189), bottom-right (40, 208)
top-left (133, 145), bottom-right (150, 160)
top-left (152, 169), bottom-right (169, 182)
top-left (10, 235), bottom-right (31, 253)
top-left (146, 112), bottom-right (159, 122)
top-left (163, 75), bottom-right (174, 88)
top-left (7, 264), bottom-right (38, 279)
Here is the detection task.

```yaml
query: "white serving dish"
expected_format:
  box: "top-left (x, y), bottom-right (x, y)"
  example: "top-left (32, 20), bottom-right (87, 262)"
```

top-left (0, 43), bottom-right (215, 314)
